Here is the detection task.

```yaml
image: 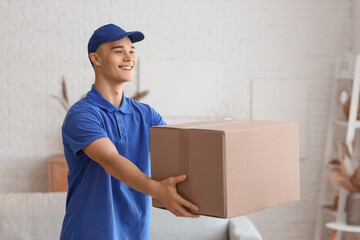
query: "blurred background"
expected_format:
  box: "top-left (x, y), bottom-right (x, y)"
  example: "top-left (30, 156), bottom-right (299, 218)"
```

top-left (1, 0), bottom-right (359, 239)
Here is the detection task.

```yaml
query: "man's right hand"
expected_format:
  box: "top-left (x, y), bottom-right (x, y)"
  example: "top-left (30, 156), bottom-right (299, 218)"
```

top-left (151, 174), bottom-right (200, 218)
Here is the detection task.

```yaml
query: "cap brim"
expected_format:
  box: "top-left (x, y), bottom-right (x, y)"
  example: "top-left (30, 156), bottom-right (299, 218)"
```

top-left (126, 31), bottom-right (145, 43)
top-left (107, 31), bottom-right (145, 44)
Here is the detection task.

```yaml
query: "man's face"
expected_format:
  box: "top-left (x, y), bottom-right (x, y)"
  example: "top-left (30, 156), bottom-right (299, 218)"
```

top-left (90, 36), bottom-right (137, 84)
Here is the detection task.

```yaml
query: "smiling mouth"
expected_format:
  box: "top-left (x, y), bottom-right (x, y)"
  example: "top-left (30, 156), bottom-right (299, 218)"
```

top-left (118, 65), bottom-right (133, 70)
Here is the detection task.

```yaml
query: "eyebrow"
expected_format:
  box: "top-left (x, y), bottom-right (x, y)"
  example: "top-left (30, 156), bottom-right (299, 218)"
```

top-left (110, 45), bottom-right (135, 50)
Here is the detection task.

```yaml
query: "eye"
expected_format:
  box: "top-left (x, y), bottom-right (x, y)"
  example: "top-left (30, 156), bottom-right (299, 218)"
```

top-left (115, 51), bottom-right (122, 53)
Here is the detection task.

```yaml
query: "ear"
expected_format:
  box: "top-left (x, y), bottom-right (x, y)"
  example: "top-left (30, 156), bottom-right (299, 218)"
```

top-left (89, 52), bottom-right (101, 67)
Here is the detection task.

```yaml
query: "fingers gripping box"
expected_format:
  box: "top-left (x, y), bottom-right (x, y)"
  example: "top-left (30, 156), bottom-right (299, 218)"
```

top-left (150, 119), bottom-right (300, 218)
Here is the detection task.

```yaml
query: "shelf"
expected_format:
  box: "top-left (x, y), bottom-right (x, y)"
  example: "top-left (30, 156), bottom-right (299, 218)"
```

top-left (326, 222), bottom-right (360, 233)
top-left (331, 119), bottom-right (360, 128)
top-left (337, 75), bottom-right (353, 81)
top-left (332, 119), bottom-right (348, 126)
top-left (314, 54), bottom-right (360, 240)
top-left (322, 204), bottom-right (337, 216)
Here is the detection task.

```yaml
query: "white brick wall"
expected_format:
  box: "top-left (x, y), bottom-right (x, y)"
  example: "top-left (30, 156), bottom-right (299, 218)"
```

top-left (0, 0), bottom-right (353, 239)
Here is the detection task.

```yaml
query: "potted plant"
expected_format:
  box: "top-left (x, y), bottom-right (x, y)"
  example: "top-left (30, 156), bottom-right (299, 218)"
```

top-left (328, 139), bottom-right (360, 225)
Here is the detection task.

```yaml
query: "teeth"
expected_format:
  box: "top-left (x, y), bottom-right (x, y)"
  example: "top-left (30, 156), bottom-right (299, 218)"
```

top-left (121, 66), bottom-right (132, 70)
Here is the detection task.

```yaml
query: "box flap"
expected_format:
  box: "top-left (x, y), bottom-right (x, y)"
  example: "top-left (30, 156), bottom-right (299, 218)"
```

top-left (152, 119), bottom-right (297, 133)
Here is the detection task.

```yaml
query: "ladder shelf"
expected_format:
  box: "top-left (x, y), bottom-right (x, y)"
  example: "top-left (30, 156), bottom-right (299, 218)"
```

top-left (314, 53), bottom-right (360, 240)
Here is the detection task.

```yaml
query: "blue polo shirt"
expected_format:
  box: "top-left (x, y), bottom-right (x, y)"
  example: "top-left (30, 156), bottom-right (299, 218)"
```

top-left (60, 84), bottom-right (166, 240)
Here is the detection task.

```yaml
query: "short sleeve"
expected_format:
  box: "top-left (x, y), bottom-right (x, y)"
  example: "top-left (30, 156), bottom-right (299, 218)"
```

top-left (62, 107), bottom-right (108, 157)
top-left (150, 106), bottom-right (167, 126)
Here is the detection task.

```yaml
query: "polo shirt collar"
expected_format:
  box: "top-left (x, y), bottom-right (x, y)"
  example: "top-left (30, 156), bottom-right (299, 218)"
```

top-left (87, 84), bottom-right (132, 114)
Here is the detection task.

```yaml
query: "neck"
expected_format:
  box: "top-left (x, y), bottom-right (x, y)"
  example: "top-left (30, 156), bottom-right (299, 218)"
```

top-left (94, 78), bottom-right (124, 108)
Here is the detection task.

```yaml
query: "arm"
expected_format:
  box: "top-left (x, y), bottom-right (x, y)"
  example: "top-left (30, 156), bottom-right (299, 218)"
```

top-left (82, 137), bottom-right (200, 218)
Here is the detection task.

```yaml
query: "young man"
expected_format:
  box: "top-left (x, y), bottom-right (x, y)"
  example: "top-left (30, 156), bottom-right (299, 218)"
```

top-left (60, 23), bottom-right (199, 240)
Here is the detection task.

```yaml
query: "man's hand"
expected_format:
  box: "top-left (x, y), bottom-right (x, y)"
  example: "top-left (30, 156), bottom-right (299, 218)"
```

top-left (152, 174), bottom-right (200, 218)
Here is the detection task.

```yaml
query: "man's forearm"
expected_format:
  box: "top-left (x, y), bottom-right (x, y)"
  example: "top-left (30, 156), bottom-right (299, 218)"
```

top-left (103, 152), bottom-right (159, 198)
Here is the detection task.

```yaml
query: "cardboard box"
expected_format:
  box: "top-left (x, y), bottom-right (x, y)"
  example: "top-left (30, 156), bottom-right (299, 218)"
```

top-left (150, 119), bottom-right (300, 218)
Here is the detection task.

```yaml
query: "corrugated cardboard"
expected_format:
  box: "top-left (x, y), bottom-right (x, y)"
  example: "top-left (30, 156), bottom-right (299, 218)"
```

top-left (150, 119), bottom-right (300, 218)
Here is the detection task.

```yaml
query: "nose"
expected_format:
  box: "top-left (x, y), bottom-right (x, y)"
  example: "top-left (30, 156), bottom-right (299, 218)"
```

top-left (123, 52), bottom-right (133, 62)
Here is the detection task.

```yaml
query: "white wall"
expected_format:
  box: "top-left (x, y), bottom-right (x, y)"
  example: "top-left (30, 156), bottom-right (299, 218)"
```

top-left (353, 0), bottom-right (360, 54)
top-left (0, 0), bottom-right (353, 239)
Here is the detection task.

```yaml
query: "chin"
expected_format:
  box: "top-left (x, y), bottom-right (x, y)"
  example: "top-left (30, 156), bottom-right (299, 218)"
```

top-left (120, 75), bottom-right (133, 82)
top-left (115, 76), bottom-right (133, 83)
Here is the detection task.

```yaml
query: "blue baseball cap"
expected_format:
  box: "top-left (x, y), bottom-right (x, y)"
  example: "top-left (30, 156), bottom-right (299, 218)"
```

top-left (87, 23), bottom-right (145, 65)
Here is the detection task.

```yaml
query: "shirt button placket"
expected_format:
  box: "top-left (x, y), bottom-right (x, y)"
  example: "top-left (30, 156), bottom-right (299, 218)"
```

top-left (117, 118), bottom-right (122, 139)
